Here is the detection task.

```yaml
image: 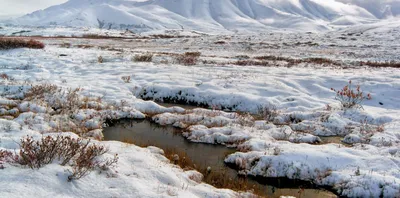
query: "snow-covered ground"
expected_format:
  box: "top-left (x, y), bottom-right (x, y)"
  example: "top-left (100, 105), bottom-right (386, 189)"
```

top-left (0, 25), bottom-right (399, 197)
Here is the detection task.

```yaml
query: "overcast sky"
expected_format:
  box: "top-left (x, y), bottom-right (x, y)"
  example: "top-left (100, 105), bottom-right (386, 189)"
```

top-left (0, 0), bottom-right (67, 17)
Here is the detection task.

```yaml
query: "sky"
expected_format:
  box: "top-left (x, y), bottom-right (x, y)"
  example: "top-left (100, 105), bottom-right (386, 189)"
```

top-left (0, 0), bottom-right (67, 18)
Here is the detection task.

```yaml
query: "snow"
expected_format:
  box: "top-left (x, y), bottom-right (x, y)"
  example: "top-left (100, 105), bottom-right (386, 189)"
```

top-left (0, 11), bottom-right (400, 197)
top-left (3, 0), bottom-right (400, 33)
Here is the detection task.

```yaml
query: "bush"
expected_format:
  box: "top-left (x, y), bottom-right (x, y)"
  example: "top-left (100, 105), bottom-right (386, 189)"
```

top-left (67, 143), bottom-right (118, 181)
top-left (11, 136), bottom-right (118, 181)
top-left (23, 84), bottom-right (59, 100)
top-left (0, 38), bottom-right (45, 50)
top-left (256, 103), bottom-right (279, 122)
top-left (0, 73), bottom-right (10, 80)
top-left (132, 54), bottom-right (153, 62)
top-left (331, 81), bottom-right (371, 109)
top-left (176, 52), bottom-right (201, 66)
top-left (98, 56), bottom-right (104, 63)
top-left (121, 76), bottom-right (131, 83)
top-left (0, 150), bottom-right (13, 169)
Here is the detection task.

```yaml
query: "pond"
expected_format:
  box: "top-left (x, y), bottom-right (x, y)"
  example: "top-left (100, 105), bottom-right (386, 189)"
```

top-left (103, 119), bottom-right (337, 198)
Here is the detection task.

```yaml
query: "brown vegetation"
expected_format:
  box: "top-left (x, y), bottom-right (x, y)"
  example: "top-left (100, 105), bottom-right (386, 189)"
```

top-left (331, 80), bottom-right (371, 109)
top-left (0, 38), bottom-right (45, 50)
top-left (1, 135), bottom-right (118, 181)
top-left (132, 53), bottom-right (153, 62)
top-left (81, 34), bottom-right (115, 39)
top-left (360, 61), bottom-right (400, 68)
top-left (176, 52), bottom-right (201, 66)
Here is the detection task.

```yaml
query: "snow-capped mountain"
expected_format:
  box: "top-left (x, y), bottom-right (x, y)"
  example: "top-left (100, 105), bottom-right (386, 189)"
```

top-left (7, 0), bottom-right (400, 32)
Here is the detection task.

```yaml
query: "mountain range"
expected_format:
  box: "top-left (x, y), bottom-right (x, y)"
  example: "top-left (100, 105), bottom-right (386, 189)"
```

top-left (6, 0), bottom-right (400, 32)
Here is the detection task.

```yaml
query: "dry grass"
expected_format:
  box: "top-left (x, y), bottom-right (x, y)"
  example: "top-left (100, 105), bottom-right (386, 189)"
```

top-left (76, 44), bottom-right (94, 49)
top-left (132, 54), bottom-right (153, 62)
top-left (150, 34), bottom-right (189, 39)
top-left (23, 84), bottom-right (59, 100)
top-left (232, 60), bottom-right (269, 67)
top-left (163, 148), bottom-right (196, 170)
top-left (176, 52), bottom-right (201, 66)
top-left (201, 168), bottom-right (263, 197)
top-left (81, 34), bottom-right (115, 39)
top-left (151, 34), bottom-right (177, 39)
top-left (0, 38), bottom-right (45, 50)
top-left (254, 55), bottom-right (340, 66)
top-left (21, 84), bottom-right (110, 135)
top-left (59, 43), bottom-right (71, 48)
top-left (162, 147), bottom-right (264, 197)
top-left (360, 61), bottom-right (400, 68)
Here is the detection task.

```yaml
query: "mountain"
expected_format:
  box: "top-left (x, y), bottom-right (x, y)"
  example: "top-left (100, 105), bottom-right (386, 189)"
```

top-left (6, 0), bottom-right (400, 32)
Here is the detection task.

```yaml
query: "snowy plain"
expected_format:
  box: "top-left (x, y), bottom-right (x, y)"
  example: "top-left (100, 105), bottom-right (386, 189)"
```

top-left (0, 0), bottom-right (400, 197)
top-left (0, 23), bottom-right (399, 197)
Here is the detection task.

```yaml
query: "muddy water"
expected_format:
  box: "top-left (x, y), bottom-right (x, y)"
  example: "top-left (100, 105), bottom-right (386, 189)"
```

top-left (103, 119), bottom-right (337, 198)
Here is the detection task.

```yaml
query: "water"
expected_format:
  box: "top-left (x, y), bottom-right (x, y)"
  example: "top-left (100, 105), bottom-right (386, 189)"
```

top-left (103, 119), bottom-right (337, 198)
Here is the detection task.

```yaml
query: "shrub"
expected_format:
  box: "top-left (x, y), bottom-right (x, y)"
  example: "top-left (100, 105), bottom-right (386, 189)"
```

top-left (59, 43), bottom-right (71, 48)
top-left (67, 143), bottom-right (118, 181)
top-left (0, 73), bottom-right (10, 80)
top-left (256, 103), bottom-right (279, 122)
top-left (98, 56), bottom-right (104, 63)
top-left (12, 135), bottom-right (118, 181)
top-left (184, 52), bottom-right (201, 57)
top-left (23, 84), bottom-right (59, 100)
top-left (121, 76), bottom-right (131, 83)
top-left (214, 41), bottom-right (226, 44)
top-left (132, 54), bottom-right (153, 62)
top-left (0, 150), bottom-right (13, 169)
top-left (331, 81), bottom-right (371, 109)
top-left (0, 38), bottom-right (45, 50)
top-left (176, 52), bottom-right (201, 66)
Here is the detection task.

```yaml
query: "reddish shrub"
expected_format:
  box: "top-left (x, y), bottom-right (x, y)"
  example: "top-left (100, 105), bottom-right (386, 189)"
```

top-left (176, 52), bottom-right (201, 66)
top-left (11, 135), bottom-right (118, 181)
top-left (331, 80), bottom-right (371, 109)
top-left (0, 150), bottom-right (14, 169)
top-left (0, 38), bottom-right (45, 50)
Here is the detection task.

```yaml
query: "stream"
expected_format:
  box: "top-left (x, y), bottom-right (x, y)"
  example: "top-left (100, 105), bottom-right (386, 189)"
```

top-left (103, 119), bottom-right (337, 198)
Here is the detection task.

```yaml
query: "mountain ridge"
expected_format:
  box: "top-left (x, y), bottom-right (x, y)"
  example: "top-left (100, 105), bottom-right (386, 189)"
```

top-left (7, 0), bottom-right (400, 32)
